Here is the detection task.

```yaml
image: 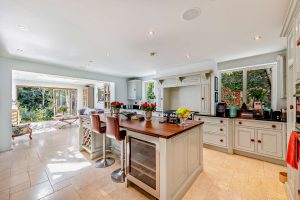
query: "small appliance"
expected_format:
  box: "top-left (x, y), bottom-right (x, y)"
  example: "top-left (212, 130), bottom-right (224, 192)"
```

top-left (216, 102), bottom-right (226, 117)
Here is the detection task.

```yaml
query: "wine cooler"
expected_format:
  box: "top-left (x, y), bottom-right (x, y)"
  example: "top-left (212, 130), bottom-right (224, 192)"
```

top-left (126, 137), bottom-right (160, 198)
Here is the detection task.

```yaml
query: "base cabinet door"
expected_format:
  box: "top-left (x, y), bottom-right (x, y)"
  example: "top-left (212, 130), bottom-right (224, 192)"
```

top-left (234, 127), bottom-right (255, 153)
top-left (256, 129), bottom-right (283, 158)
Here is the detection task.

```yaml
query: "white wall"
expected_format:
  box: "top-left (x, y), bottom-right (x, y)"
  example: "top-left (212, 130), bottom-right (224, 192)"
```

top-left (167, 86), bottom-right (201, 112)
top-left (218, 50), bottom-right (287, 110)
top-left (13, 79), bottom-right (85, 110)
top-left (0, 56), bottom-right (128, 152)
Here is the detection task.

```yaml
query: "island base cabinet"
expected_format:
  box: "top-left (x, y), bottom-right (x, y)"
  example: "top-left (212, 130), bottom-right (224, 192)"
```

top-left (234, 127), bottom-right (255, 153)
top-left (256, 130), bottom-right (283, 158)
top-left (160, 126), bottom-right (203, 200)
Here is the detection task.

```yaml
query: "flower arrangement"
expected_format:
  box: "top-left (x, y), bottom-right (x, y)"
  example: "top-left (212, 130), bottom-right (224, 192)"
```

top-left (248, 87), bottom-right (269, 102)
top-left (111, 101), bottom-right (124, 109)
top-left (176, 108), bottom-right (191, 119)
top-left (140, 102), bottom-right (156, 112)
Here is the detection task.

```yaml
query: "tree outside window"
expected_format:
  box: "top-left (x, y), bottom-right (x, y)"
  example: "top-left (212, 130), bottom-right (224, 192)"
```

top-left (221, 64), bottom-right (274, 109)
top-left (145, 82), bottom-right (156, 103)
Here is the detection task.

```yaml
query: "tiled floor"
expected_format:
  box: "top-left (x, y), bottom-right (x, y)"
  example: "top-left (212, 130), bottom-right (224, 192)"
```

top-left (0, 126), bottom-right (287, 200)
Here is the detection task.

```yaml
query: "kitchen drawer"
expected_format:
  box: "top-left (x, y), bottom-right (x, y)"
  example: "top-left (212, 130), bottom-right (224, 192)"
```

top-left (195, 116), bottom-right (227, 125)
top-left (235, 119), bottom-right (282, 130)
top-left (204, 124), bottom-right (227, 135)
top-left (203, 133), bottom-right (227, 147)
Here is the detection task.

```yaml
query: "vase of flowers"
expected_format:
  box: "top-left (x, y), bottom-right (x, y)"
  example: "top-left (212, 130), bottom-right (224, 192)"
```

top-left (140, 102), bottom-right (156, 121)
top-left (111, 101), bottom-right (123, 115)
top-left (176, 108), bottom-right (191, 126)
top-left (248, 87), bottom-right (269, 102)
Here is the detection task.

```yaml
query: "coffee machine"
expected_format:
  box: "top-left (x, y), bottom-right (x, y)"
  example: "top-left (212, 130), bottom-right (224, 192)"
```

top-left (216, 102), bottom-right (227, 117)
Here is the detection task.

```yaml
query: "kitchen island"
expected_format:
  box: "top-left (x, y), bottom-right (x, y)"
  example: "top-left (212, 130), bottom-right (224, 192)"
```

top-left (79, 116), bottom-right (204, 200)
top-left (122, 118), bottom-right (203, 200)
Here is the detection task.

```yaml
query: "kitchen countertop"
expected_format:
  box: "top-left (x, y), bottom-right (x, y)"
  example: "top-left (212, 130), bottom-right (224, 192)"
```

top-left (194, 113), bottom-right (287, 123)
top-left (120, 118), bottom-right (203, 139)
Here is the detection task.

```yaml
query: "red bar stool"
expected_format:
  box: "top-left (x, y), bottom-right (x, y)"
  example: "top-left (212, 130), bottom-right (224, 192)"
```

top-left (90, 114), bottom-right (115, 168)
top-left (106, 116), bottom-right (126, 183)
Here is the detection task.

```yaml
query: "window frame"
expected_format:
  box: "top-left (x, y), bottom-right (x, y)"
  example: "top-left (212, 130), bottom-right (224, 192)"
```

top-left (218, 62), bottom-right (277, 109)
top-left (142, 80), bottom-right (156, 103)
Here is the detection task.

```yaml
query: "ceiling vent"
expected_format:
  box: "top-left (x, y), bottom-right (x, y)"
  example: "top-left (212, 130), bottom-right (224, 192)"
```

top-left (182, 8), bottom-right (201, 21)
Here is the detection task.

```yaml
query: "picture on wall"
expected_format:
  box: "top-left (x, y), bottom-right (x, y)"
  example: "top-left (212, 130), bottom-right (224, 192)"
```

top-left (215, 92), bottom-right (219, 103)
top-left (214, 76), bottom-right (218, 91)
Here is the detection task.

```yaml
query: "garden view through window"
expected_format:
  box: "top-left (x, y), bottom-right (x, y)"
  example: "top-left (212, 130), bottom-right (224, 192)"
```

top-left (145, 81), bottom-right (156, 103)
top-left (221, 64), bottom-right (274, 109)
top-left (17, 86), bottom-right (78, 123)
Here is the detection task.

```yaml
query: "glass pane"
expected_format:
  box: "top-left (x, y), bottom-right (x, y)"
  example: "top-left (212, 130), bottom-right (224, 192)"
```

top-left (247, 68), bottom-right (272, 108)
top-left (221, 71), bottom-right (243, 107)
top-left (130, 138), bottom-right (156, 189)
top-left (146, 82), bottom-right (156, 103)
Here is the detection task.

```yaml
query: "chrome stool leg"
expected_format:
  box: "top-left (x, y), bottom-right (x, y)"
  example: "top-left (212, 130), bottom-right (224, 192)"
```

top-left (95, 134), bottom-right (115, 168)
top-left (111, 140), bottom-right (126, 183)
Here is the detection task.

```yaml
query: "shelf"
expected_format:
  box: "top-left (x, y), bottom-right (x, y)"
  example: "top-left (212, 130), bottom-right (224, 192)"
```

top-left (81, 145), bottom-right (92, 153)
top-left (131, 162), bottom-right (156, 180)
top-left (131, 153), bottom-right (156, 172)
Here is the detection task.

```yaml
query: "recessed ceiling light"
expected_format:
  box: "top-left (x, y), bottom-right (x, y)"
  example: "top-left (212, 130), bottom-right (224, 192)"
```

top-left (186, 54), bottom-right (190, 59)
top-left (254, 35), bottom-right (262, 41)
top-left (106, 52), bottom-right (110, 57)
top-left (18, 25), bottom-right (29, 31)
top-left (150, 52), bottom-right (157, 56)
top-left (149, 31), bottom-right (155, 36)
top-left (182, 8), bottom-right (201, 21)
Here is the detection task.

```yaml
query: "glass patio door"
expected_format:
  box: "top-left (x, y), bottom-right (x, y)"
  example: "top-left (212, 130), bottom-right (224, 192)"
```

top-left (53, 89), bottom-right (78, 116)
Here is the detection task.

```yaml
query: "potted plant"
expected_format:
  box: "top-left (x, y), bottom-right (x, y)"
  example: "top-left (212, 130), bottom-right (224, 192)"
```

top-left (58, 106), bottom-right (68, 115)
top-left (248, 87), bottom-right (269, 103)
top-left (111, 101), bottom-right (124, 115)
top-left (140, 102), bottom-right (156, 121)
top-left (176, 107), bottom-right (191, 126)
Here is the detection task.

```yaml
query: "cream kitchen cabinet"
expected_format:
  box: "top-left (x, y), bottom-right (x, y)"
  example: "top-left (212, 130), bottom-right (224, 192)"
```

top-left (155, 82), bottom-right (164, 111)
top-left (234, 127), bottom-right (256, 153)
top-left (181, 76), bottom-right (201, 86)
top-left (234, 119), bottom-right (286, 161)
top-left (200, 84), bottom-right (210, 115)
top-left (256, 129), bottom-right (283, 158)
top-left (128, 80), bottom-right (142, 100)
top-left (194, 116), bottom-right (233, 153)
top-left (162, 78), bottom-right (180, 88)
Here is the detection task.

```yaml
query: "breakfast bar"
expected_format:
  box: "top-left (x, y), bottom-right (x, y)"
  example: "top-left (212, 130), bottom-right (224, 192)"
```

top-left (79, 116), bottom-right (204, 200)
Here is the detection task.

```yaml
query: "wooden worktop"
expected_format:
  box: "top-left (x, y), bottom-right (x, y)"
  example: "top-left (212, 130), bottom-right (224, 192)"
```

top-left (119, 118), bottom-right (203, 139)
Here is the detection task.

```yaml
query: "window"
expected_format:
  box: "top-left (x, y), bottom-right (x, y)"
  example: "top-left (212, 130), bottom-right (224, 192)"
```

top-left (143, 81), bottom-right (156, 103)
top-left (220, 63), bottom-right (275, 108)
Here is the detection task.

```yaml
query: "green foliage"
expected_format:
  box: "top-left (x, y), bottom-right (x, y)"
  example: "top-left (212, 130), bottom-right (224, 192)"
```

top-left (17, 87), bottom-right (53, 110)
top-left (221, 71), bottom-right (243, 92)
top-left (18, 87), bottom-right (55, 123)
top-left (146, 82), bottom-right (156, 102)
top-left (58, 106), bottom-right (68, 115)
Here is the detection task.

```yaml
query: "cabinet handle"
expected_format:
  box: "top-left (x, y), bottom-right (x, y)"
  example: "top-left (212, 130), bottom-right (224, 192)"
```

top-left (272, 125), bottom-right (276, 128)
top-left (220, 120), bottom-right (223, 123)
top-left (257, 140), bottom-right (262, 143)
top-left (220, 139), bottom-right (223, 143)
top-left (220, 128), bottom-right (223, 131)
top-left (251, 139), bottom-right (255, 142)
top-left (290, 105), bottom-right (294, 110)
top-left (202, 97), bottom-right (205, 100)
top-left (239, 121), bottom-right (242, 125)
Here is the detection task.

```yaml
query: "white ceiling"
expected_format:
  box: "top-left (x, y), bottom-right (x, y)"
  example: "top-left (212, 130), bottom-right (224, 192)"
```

top-left (0, 0), bottom-right (290, 77)
top-left (12, 70), bottom-right (103, 86)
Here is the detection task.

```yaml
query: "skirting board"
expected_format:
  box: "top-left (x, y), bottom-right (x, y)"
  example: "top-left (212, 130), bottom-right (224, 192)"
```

top-left (234, 150), bottom-right (286, 166)
top-left (203, 144), bottom-right (233, 154)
